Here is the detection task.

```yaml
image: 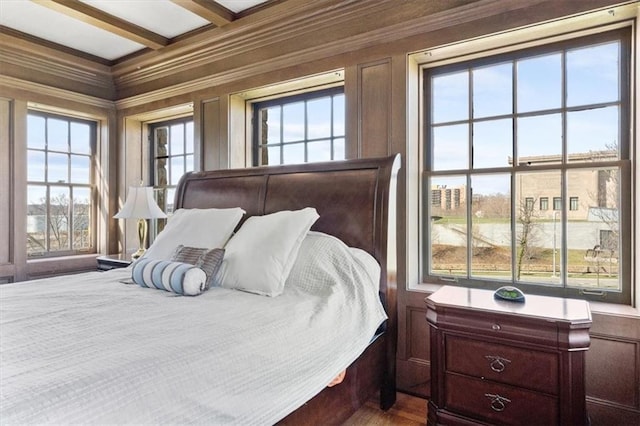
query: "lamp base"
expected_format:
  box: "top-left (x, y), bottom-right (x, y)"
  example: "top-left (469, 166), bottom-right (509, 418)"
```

top-left (131, 248), bottom-right (146, 261)
top-left (132, 218), bottom-right (148, 261)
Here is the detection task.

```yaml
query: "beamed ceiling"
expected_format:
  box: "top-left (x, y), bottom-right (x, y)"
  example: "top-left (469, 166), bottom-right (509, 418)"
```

top-left (0, 0), bottom-right (277, 64)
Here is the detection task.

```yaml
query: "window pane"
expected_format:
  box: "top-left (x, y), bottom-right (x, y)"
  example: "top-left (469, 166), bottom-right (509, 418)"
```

top-left (170, 124), bottom-right (184, 155)
top-left (472, 119), bottom-right (512, 168)
top-left (166, 188), bottom-right (176, 215)
top-left (27, 185), bottom-right (47, 255)
top-left (27, 115), bottom-right (46, 149)
top-left (47, 118), bottom-right (69, 152)
top-left (185, 154), bottom-right (194, 173)
top-left (264, 145), bottom-right (280, 165)
top-left (170, 156), bottom-right (184, 185)
top-left (185, 122), bottom-right (194, 154)
top-left (566, 168), bottom-right (620, 291)
top-left (264, 107), bottom-right (281, 144)
top-left (27, 150), bottom-right (45, 182)
top-left (432, 71), bottom-right (468, 123)
top-left (333, 94), bottom-right (345, 136)
top-left (567, 41), bottom-right (619, 107)
top-left (307, 97), bottom-right (331, 139)
top-left (333, 137), bottom-right (345, 161)
top-left (515, 171), bottom-right (562, 285)
top-left (567, 106), bottom-right (619, 161)
top-left (155, 127), bottom-right (168, 156)
top-left (471, 174), bottom-right (511, 281)
top-left (72, 187), bottom-right (91, 250)
top-left (70, 155), bottom-right (90, 184)
top-left (517, 53), bottom-right (561, 113)
top-left (432, 124), bottom-right (468, 171)
top-left (282, 102), bottom-right (305, 142)
top-left (282, 143), bottom-right (305, 164)
top-left (307, 140), bottom-right (331, 162)
top-left (48, 153), bottom-right (68, 183)
top-left (70, 122), bottom-right (91, 154)
top-left (473, 63), bottom-right (512, 118)
top-left (517, 114), bottom-right (561, 163)
top-left (48, 186), bottom-right (70, 252)
top-left (429, 176), bottom-right (467, 277)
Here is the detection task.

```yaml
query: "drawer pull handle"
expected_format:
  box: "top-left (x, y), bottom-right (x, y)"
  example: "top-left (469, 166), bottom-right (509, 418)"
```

top-left (485, 355), bottom-right (511, 372)
top-left (491, 324), bottom-right (501, 331)
top-left (485, 393), bottom-right (511, 412)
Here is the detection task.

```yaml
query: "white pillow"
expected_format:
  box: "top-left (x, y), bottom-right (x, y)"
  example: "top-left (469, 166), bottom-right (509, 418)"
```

top-left (143, 207), bottom-right (245, 261)
top-left (216, 207), bottom-right (319, 296)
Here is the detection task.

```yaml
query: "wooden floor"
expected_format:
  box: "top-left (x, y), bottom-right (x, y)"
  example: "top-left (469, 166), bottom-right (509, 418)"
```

top-left (344, 392), bottom-right (428, 425)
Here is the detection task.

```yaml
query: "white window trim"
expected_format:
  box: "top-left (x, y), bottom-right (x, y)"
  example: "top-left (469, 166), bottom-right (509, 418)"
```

top-left (405, 3), bottom-right (639, 313)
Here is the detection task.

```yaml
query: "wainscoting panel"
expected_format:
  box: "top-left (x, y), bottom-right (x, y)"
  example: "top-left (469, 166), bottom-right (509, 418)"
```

top-left (586, 312), bottom-right (640, 425)
top-left (357, 59), bottom-right (391, 159)
top-left (398, 306), bottom-right (431, 397)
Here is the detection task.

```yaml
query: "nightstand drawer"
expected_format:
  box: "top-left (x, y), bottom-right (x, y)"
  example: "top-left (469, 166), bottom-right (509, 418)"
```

top-left (439, 309), bottom-right (558, 347)
top-left (445, 373), bottom-right (558, 426)
top-left (446, 335), bottom-right (558, 394)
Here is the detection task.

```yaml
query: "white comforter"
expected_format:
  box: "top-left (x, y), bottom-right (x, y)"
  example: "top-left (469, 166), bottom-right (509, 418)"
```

top-left (0, 232), bottom-right (386, 425)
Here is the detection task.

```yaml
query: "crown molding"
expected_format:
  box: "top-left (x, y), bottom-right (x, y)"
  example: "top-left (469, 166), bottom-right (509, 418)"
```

top-left (0, 75), bottom-right (115, 110)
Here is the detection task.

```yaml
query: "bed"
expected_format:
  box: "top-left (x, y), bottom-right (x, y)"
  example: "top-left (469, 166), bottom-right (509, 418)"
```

top-left (0, 154), bottom-right (400, 425)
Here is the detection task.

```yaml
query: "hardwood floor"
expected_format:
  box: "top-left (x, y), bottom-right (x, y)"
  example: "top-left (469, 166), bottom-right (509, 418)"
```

top-left (344, 392), bottom-right (428, 425)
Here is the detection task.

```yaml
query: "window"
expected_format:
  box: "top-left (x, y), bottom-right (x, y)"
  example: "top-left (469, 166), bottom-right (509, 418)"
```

top-left (27, 111), bottom-right (96, 257)
top-left (252, 87), bottom-right (345, 165)
top-left (540, 197), bottom-right (549, 211)
top-left (525, 197), bottom-right (534, 211)
top-left (423, 28), bottom-right (631, 304)
top-left (570, 197), bottom-right (579, 211)
top-left (150, 118), bottom-right (194, 232)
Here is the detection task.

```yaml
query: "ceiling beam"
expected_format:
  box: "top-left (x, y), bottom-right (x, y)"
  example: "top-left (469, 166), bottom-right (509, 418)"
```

top-left (31, 0), bottom-right (168, 50)
top-left (170, 0), bottom-right (235, 27)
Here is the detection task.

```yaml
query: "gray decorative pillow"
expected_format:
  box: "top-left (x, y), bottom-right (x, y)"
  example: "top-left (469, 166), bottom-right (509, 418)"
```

top-left (171, 245), bottom-right (225, 289)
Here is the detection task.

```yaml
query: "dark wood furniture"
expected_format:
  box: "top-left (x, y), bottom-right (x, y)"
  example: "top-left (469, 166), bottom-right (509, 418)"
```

top-left (175, 154), bottom-right (401, 424)
top-left (96, 254), bottom-right (131, 271)
top-left (425, 286), bottom-right (592, 426)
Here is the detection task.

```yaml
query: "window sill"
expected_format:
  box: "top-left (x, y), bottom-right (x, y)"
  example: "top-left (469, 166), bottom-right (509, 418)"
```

top-left (411, 282), bottom-right (640, 318)
top-left (27, 254), bottom-right (99, 279)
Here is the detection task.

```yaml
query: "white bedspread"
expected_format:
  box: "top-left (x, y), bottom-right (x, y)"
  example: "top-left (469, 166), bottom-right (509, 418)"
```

top-left (0, 233), bottom-right (386, 425)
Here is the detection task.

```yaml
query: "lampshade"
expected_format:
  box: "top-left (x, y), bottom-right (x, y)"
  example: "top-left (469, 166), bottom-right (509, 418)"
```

top-left (114, 186), bottom-right (167, 220)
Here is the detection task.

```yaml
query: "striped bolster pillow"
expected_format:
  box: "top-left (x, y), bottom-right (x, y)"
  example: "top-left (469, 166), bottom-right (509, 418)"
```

top-left (131, 259), bottom-right (207, 296)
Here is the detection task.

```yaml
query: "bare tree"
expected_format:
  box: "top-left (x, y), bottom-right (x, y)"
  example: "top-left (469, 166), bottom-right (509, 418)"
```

top-left (515, 196), bottom-right (541, 280)
top-left (48, 193), bottom-right (70, 250)
top-left (27, 191), bottom-right (90, 254)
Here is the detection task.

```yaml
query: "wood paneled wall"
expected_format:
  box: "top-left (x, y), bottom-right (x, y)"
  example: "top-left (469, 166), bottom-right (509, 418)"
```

top-left (1, 1), bottom-right (638, 424)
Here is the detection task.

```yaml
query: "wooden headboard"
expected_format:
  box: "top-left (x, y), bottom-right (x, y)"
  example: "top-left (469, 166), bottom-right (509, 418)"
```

top-left (175, 154), bottom-right (400, 300)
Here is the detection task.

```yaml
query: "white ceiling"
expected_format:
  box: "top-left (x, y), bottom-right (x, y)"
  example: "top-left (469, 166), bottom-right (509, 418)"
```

top-left (0, 0), bottom-right (271, 61)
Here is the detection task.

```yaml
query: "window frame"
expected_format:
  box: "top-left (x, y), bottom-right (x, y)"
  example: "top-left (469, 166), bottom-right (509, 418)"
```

top-left (540, 197), bottom-right (549, 211)
top-left (149, 117), bottom-right (195, 236)
top-left (26, 110), bottom-right (97, 258)
top-left (251, 86), bottom-right (345, 166)
top-left (421, 27), bottom-right (632, 305)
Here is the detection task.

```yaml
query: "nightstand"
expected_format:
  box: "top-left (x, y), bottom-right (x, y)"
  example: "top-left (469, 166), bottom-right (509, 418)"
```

top-left (97, 254), bottom-right (132, 271)
top-left (425, 286), bottom-right (592, 426)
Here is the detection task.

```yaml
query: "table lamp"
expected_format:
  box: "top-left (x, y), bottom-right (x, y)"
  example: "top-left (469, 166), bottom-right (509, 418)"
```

top-left (114, 186), bottom-right (167, 260)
